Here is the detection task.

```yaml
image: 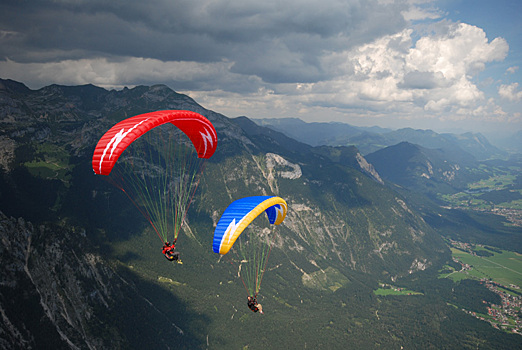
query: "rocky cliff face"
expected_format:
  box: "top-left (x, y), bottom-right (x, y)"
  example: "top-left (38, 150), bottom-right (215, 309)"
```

top-left (0, 211), bottom-right (120, 348)
top-left (0, 212), bottom-right (193, 349)
top-left (355, 151), bottom-right (383, 185)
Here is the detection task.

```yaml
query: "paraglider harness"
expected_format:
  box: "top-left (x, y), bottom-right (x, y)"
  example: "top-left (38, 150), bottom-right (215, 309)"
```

top-left (162, 240), bottom-right (182, 264)
top-left (247, 296), bottom-right (262, 313)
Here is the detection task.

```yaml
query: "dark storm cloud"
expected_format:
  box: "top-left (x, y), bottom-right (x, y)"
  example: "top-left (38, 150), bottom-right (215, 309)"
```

top-left (0, 0), bottom-right (407, 84)
top-left (0, 0), bottom-right (228, 63)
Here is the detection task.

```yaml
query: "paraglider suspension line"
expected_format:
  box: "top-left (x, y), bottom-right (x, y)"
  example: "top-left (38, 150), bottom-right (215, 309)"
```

top-left (178, 160), bottom-right (206, 237)
top-left (109, 179), bottom-right (165, 243)
top-left (228, 257), bottom-right (253, 297)
top-left (255, 242), bottom-right (273, 297)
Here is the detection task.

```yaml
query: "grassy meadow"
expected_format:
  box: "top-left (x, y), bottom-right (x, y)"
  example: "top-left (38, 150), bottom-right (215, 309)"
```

top-left (443, 247), bottom-right (522, 289)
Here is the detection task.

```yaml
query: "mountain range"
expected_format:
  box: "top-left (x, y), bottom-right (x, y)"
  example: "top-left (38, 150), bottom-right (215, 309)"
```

top-left (1, 78), bottom-right (520, 349)
top-left (254, 117), bottom-right (507, 159)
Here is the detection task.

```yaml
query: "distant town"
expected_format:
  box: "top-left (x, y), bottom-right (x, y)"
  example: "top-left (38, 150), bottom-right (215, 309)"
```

top-left (491, 208), bottom-right (522, 227)
top-left (441, 206), bottom-right (522, 227)
top-left (483, 280), bottom-right (521, 334)
top-left (449, 240), bottom-right (521, 335)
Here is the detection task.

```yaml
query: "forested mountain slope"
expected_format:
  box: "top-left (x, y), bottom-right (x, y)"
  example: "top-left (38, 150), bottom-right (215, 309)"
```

top-left (1, 79), bottom-right (519, 349)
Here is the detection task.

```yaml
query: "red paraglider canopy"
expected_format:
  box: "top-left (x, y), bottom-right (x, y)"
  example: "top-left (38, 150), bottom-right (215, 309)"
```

top-left (92, 110), bottom-right (217, 176)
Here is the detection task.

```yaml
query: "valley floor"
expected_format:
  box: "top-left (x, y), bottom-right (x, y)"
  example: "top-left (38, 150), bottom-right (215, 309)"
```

top-left (442, 240), bottom-right (522, 335)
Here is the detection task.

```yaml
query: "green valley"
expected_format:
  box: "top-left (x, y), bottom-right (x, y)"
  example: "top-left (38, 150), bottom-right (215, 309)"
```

top-left (442, 242), bottom-right (522, 291)
top-left (439, 241), bottom-right (522, 335)
top-left (438, 163), bottom-right (522, 225)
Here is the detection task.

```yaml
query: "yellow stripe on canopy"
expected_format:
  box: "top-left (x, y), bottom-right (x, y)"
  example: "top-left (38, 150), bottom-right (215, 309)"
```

top-left (219, 197), bottom-right (287, 255)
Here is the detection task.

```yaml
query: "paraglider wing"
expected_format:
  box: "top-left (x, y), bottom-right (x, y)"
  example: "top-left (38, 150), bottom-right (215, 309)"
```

top-left (92, 110), bottom-right (217, 176)
top-left (91, 109), bottom-right (217, 247)
top-left (213, 196), bottom-right (287, 255)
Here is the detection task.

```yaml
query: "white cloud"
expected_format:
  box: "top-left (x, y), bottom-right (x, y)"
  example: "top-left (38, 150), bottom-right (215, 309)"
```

top-left (203, 20), bottom-right (513, 129)
top-left (0, 1), bottom-right (519, 134)
top-left (499, 83), bottom-right (522, 101)
top-left (402, 6), bottom-right (444, 21)
top-left (0, 57), bottom-right (253, 92)
top-left (308, 23), bottom-right (507, 114)
top-left (406, 23), bottom-right (508, 80)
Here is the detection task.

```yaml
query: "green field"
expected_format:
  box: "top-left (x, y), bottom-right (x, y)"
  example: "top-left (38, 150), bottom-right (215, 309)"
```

top-left (446, 247), bottom-right (522, 288)
top-left (467, 172), bottom-right (517, 190)
top-left (438, 166), bottom-right (522, 210)
top-left (374, 284), bottom-right (423, 296)
top-left (24, 144), bottom-right (72, 184)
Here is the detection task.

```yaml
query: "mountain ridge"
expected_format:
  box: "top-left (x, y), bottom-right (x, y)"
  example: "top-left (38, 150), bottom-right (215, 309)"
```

top-left (254, 117), bottom-right (507, 159)
top-left (0, 77), bottom-right (446, 285)
top-left (1, 78), bottom-right (519, 349)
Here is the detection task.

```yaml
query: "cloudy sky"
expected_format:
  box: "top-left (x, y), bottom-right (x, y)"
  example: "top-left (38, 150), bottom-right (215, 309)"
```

top-left (1, 0), bottom-right (521, 138)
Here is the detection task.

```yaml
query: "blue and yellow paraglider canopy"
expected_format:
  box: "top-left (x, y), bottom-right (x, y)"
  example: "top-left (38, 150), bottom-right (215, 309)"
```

top-left (213, 196), bottom-right (287, 255)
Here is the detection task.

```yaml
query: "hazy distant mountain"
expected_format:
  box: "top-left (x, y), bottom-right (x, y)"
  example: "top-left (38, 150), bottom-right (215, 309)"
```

top-left (383, 128), bottom-right (501, 161)
top-left (501, 130), bottom-right (522, 153)
top-left (365, 142), bottom-right (482, 195)
top-left (236, 117), bottom-right (384, 184)
top-left (1, 78), bottom-right (518, 349)
top-left (255, 118), bottom-right (506, 160)
top-left (253, 117), bottom-right (367, 146)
